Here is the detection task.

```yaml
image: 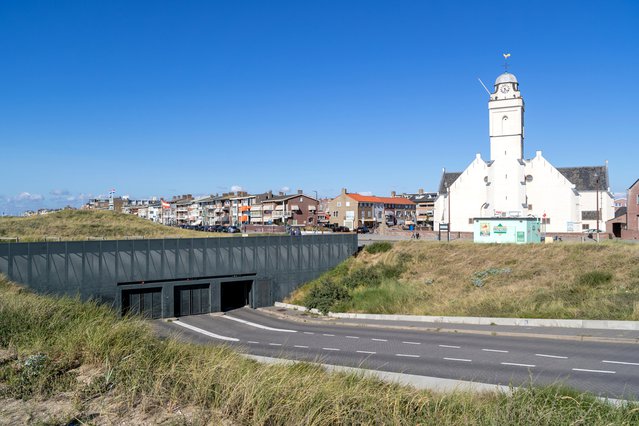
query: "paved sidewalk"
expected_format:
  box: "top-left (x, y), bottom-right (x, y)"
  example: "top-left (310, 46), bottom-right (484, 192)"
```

top-left (260, 306), bottom-right (639, 344)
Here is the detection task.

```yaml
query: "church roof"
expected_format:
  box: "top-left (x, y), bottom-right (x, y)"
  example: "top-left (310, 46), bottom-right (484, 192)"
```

top-left (557, 166), bottom-right (608, 191)
top-left (438, 172), bottom-right (462, 194)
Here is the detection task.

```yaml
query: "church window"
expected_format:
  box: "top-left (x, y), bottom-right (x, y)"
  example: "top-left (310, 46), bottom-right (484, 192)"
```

top-left (542, 217), bottom-right (551, 225)
top-left (528, 204), bottom-right (533, 210)
top-left (582, 224), bottom-right (590, 230)
top-left (468, 218), bottom-right (474, 224)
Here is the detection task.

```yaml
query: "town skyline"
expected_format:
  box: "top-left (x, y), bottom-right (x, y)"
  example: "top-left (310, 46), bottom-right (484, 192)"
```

top-left (2, 1), bottom-right (638, 215)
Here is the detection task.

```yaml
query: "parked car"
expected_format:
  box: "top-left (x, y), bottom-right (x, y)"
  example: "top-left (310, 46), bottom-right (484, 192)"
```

top-left (356, 226), bottom-right (370, 234)
top-left (225, 226), bottom-right (241, 233)
top-left (333, 226), bottom-right (351, 233)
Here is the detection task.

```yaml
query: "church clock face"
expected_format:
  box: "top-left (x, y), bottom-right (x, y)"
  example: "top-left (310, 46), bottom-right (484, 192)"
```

top-left (500, 85), bottom-right (510, 93)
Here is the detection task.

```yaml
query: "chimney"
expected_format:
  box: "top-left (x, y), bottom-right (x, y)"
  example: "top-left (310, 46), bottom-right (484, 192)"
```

top-left (391, 191), bottom-right (396, 198)
top-left (297, 189), bottom-right (303, 195)
top-left (341, 188), bottom-right (347, 195)
top-left (418, 188), bottom-right (424, 194)
top-left (268, 190), bottom-right (272, 198)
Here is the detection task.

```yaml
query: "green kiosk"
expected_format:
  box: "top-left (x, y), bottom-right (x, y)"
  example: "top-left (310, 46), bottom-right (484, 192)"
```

top-left (473, 217), bottom-right (542, 244)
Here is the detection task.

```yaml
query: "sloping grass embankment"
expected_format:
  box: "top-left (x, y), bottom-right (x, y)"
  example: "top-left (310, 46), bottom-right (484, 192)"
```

top-left (0, 209), bottom-right (209, 242)
top-left (289, 241), bottom-right (639, 320)
top-left (1, 275), bottom-right (638, 424)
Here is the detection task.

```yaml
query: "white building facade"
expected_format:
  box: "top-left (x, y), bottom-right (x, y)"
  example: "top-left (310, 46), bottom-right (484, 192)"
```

top-left (434, 71), bottom-right (614, 234)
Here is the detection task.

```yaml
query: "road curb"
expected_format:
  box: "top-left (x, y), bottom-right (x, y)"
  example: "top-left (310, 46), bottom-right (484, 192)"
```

top-left (261, 308), bottom-right (639, 345)
top-left (244, 354), bottom-right (632, 407)
top-left (274, 302), bottom-right (639, 331)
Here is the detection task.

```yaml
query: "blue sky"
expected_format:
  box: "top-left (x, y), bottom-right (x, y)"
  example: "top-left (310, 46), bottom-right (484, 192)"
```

top-left (1, 1), bottom-right (637, 214)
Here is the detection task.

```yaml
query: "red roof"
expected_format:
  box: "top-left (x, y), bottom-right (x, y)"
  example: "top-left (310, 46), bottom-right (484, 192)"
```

top-left (346, 193), bottom-right (415, 205)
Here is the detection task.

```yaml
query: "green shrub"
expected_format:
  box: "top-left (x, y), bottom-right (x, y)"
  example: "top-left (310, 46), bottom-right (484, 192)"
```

top-left (365, 242), bottom-right (392, 254)
top-left (304, 280), bottom-right (351, 314)
top-left (577, 271), bottom-right (613, 287)
top-left (340, 267), bottom-right (382, 289)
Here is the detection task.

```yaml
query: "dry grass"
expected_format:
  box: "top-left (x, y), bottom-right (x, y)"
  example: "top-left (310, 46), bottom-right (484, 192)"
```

top-left (1, 275), bottom-right (638, 425)
top-left (289, 241), bottom-right (639, 320)
top-left (0, 209), bottom-right (215, 241)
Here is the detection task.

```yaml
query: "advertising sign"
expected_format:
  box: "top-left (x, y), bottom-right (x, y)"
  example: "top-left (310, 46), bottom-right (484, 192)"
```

top-left (480, 222), bottom-right (490, 236)
top-left (493, 224), bottom-right (507, 234)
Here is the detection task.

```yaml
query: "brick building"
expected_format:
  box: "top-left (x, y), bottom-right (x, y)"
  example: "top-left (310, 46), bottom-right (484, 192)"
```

top-left (608, 178), bottom-right (639, 239)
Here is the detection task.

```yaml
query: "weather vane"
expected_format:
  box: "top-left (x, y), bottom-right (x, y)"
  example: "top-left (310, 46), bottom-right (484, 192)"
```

top-left (503, 53), bottom-right (511, 72)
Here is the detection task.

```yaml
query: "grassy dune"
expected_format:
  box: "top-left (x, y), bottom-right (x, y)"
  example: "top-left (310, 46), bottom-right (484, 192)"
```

top-left (1, 276), bottom-right (637, 425)
top-left (289, 241), bottom-right (639, 320)
top-left (0, 210), bottom-right (208, 241)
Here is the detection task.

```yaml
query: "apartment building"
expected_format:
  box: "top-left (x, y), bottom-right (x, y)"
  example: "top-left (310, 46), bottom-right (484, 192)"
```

top-left (327, 189), bottom-right (416, 230)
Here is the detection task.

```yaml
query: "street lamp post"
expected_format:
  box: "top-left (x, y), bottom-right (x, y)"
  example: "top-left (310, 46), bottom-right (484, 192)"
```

top-left (595, 173), bottom-right (600, 243)
top-left (446, 182), bottom-right (451, 242)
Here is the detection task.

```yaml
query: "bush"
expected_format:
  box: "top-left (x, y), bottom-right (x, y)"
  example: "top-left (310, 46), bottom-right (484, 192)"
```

top-left (365, 242), bottom-right (392, 254)
top-left (577, 271), bottom-right (613, 287)
top-left (304, 280), bottom-right (351, 314)
top-left (340, 267), bottom-right (382, 289)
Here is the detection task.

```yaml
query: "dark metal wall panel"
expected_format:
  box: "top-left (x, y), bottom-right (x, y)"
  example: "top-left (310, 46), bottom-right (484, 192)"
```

top-left (0, 234), bottom-right (358, 316)
top-left (0, 245), bottom-right (8, 278)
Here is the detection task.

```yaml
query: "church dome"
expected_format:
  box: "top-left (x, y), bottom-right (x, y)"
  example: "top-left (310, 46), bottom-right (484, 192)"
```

top-left (495, 72), bottom-right (518, 85)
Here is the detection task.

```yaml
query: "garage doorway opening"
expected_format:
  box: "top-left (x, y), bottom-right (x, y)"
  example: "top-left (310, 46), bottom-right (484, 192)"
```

top-left (174, 284), bottom-right (211, 317)
top-left (122, 287), bottom-right (162, 319)
top-left (221, 280), bottom-right (253, 312)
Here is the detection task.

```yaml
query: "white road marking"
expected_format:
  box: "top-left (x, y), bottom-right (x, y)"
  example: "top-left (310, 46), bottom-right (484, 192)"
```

top-left (402, 341), bottom-right (421, 345)
top-left (173, 321), bottom-right (239, 342)
top-left (303, 332), bottom-right (315, 335)
top-left (602, 360), bottom-right (639, 366)
top-left (323, 334), bottom-right (335, 337)
top-left (501, 362), bottom-right (535, 368)
top-left (223, 315), bottom-right (297, 333)
top-left (357, 350), bottom-right (376, 355)
top-left (572, 368), bottom-right (615, 374)
top-left (294, 345), bottom-right (309, 349)
top-left (247, 341), bottom-right (259, 344)
top-left (482, 349), bottom-right (508, 353)
top-left (396, 354), bottom-right (420, 358)
top-left (535, 353), bottom-right (568, 359)
top-left (268, 343), bottom-right (282, 346)
top-left (322, 347), bottom-right (340, 351)
top-left (444, 357), bottom-right (472, 362)
top-left (439, 345), bottom-right (460, 349)
top-left (345, 336), bottom-right (359, 339)
top-left (371, 338), bottom-right (388, 342)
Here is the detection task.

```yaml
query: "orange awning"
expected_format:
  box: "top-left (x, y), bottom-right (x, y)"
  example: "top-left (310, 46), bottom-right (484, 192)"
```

top-left (240, 215), bottom-right (249, 222)
top-left (240, 206), bottom-right (250, 212)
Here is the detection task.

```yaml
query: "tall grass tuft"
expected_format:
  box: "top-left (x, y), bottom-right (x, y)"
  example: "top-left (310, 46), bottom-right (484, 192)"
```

top-left (1, 276), bottom-right (638, 424)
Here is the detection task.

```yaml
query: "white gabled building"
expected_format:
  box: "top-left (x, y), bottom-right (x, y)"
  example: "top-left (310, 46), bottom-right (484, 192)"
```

top-left (434, 71), bottom-right (614, 234)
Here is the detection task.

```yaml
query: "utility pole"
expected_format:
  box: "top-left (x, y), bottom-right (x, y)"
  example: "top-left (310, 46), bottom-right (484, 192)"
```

top-left (595, 173), bottom-right (600, 243)
top-left (446, 182), bottom-right (451, 242)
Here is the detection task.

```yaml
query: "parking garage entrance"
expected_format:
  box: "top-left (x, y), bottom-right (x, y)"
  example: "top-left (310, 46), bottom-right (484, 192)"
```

top-left (221, 280), bottom-right (253, 312)
top-left (174, 284), bottom-right (211, 317)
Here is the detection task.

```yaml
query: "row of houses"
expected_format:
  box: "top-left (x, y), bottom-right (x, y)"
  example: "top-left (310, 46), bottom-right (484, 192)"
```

top-left (82, 188), bottom-right (439, 230)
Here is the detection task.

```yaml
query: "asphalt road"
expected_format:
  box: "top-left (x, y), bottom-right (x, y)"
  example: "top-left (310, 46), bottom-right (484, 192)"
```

top-left (155, 308), bottom-right (639, 400)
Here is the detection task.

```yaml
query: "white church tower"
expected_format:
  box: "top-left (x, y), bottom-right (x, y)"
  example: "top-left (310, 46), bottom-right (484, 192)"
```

top-left (487, 72), bottom-right (527, 215)
top-left (434, 62), bottom-right (614, 235)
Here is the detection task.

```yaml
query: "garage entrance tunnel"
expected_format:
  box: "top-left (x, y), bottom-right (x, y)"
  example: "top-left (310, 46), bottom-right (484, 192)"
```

top-left (221, 280), bottom-right (253, 312)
